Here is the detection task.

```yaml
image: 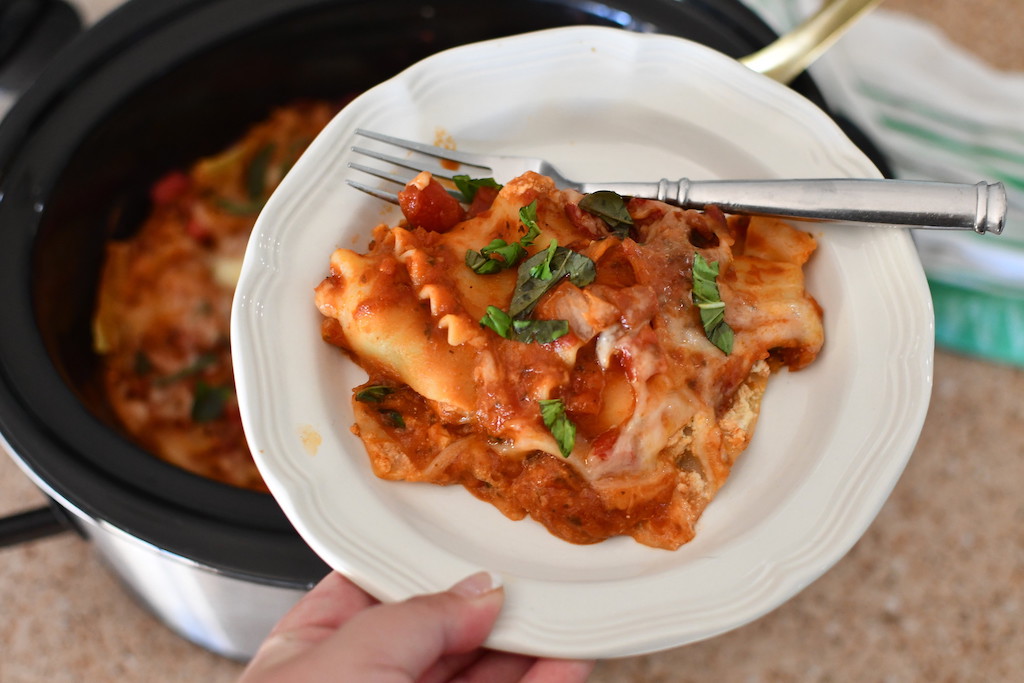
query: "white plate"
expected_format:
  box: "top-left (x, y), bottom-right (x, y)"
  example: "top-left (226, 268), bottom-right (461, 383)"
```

top-left (232, 26), bottom-right (933, 659)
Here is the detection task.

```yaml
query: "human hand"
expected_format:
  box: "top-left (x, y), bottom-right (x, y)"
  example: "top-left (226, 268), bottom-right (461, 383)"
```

top-left (239, 570), bottom-right (594, 682)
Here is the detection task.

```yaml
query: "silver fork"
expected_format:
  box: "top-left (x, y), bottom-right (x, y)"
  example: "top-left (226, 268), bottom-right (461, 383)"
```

top-left (348, 129), bottom-right (1006, 235)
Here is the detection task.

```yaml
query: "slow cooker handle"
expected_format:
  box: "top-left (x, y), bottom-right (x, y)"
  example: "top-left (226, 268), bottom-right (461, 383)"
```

top-left (0, 0), bottom-right (82, 94)
top-left (0, 502), bottom-right (76, 547)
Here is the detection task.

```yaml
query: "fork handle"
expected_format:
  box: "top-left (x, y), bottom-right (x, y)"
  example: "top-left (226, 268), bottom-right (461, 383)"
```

top-left (591, 178), bottom-right (1006, 234)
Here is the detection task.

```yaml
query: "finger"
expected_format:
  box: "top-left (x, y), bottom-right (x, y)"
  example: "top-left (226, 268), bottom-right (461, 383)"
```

top-left (422, 649), bottom-right (535, 683)
top-left (315, 570), bottom-right (505, 681)
top-left (416, 650), bottom-right (487, 683)
top-left (241, 571), bottom-right (377, 679)
top-left (521, 657), bottom-right (597, 683)
top-left (413, 651), bottom-right (485, 683)
top-left (267, 571), bottom-right (378, 636)
top-left (435, 650), bottom-right (596, 683)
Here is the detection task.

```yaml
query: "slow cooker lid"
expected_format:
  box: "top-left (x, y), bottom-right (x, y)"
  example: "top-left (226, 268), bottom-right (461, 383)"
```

top-left (0, 0), bottom-right (832, 582)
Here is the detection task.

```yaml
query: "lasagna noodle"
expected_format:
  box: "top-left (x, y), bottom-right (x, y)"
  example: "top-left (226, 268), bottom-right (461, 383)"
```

top-left (316, 171), bottom-right (824, 548)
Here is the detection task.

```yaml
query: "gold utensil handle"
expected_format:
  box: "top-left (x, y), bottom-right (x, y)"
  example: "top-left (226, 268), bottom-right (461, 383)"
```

top-left (740, 0), bottom-right (884, 84)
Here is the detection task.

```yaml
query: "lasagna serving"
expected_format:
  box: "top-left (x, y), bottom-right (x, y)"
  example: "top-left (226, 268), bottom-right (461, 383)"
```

top-left (93, 102), bottom-right (335, 491)
top-left (316, 169), bottom-right (824, 548)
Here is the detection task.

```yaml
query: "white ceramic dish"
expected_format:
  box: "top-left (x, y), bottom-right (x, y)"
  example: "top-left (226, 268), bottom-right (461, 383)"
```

top-left (232, 26), bottom-right (934, 658)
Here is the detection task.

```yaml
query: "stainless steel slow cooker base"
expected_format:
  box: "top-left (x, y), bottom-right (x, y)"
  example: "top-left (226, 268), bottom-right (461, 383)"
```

top-left (4, 442), bottom-right (309, 660)
top-left (88, 529), bottom-right (307, 661)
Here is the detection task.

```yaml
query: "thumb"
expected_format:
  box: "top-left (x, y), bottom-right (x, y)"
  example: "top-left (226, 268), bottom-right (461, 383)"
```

top-left (282, 571), bottom-right (505, 682)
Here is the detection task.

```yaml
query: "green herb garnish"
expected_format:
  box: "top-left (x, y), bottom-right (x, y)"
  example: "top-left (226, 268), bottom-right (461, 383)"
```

top-left (509, 246), bottom-right (596, 319)
top-left (464, 250), bottom-right (503, 275)
top-left (355, 385), bottom-right (395, 403)
top-left (519, 199), bottom-right (540, 234)
top-left (579, 190), bottom-right (633, 239)
top-left (464, 200), bottom-right (541, 274)
top-left (191, 381), bottom-right (233, 422)
top-left (479, 307), bottom-right (568, 344)
top-left (528, 239), bottom-right (558, 280)
top-left (379, 409), bottom-right (405, 429)
top-left (480, 306), bottom-right (513, 338)
top-left (133, 351), bottom-right (153, 376)
top-left (466, 237), bottom-right (527, 273)
top-left (453, 175), bottom-right (502, 203)
top-left (246, 143), bottom-right (276, 201)
top-left (692, 253), bottom-right (734, 354)
top-left (512, 319), bottom-right (569, 344)
top-left (538, 398), bottom-right (576, 458)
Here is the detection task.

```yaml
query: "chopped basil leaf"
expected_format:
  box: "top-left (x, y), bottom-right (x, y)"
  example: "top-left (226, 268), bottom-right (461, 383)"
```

top-left (355, 385), bottom-right (395, 403)
top-left (509, 246), bottom-right (596, 319)
top-left (465, 250), bottom-right (504, 274)
top-left (692, 253), bottom-right (734, 354)
top-left (453, 175), bottom-right (502, 202)
top-left (464, 201), bottom-right (541, 274)
top-left (379, 409), bottom-right (405, 429)
top-left (522, 224), bottom-right (541, 247)
top-left (538, 398), bottom-right (576, 458)
top-left (480, 306), bottom-right (567, 344)
top-left (133, 351), bottom-right (153, 376)
top-left (468, 240), bottom-right (524, 272)
top-left (704, 310), bottom-right (733, 354)
top-left (579, 190), bottom-right (633, 238)
top-left (246, 143), bottom-right (276, 200)
top-left (529, 239), bottom-right (558, 280)
top-left (519, 200), bottom-right (540, 237)
top-left (480, 305), bottom-right (513, 338)
top-left (691, 252), bottom-right (722, 302)
top-left (192, 381), bottom-right (233, 422)
top-left (512, 319), bottom-right (569, 344)
top-left (481, 238), bottom-right (527, 267)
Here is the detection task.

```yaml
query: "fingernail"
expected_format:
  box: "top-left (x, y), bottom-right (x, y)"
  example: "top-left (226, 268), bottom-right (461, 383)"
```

top-left (450, 570), bottom-right (503, 599)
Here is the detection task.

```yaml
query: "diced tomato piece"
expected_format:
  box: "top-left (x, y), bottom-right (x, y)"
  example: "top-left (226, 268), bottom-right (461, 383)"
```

top-left (185, 217), bottom-right (211, 241)
top-left (398, 173), bottom-right (465, 232)
top-left (150, 171), bottom-right (191, 205)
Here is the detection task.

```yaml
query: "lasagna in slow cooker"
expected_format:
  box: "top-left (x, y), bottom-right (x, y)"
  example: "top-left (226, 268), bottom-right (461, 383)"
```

top-left (93, 102), bottom-right (335, 491)
top-left (316, 170), bottom-right (824, 549)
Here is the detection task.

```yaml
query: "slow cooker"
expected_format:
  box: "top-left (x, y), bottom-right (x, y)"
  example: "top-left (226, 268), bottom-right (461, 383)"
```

top-left (0, 0), bottom-right (885, 660)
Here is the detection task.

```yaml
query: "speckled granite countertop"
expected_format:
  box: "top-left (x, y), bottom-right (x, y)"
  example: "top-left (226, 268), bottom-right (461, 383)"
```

top-left (2, 1), bottom-right (1022, 681)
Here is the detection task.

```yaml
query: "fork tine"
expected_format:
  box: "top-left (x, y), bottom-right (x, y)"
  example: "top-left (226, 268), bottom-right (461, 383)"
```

top-left (351, 145), bottom-right (456, 180)
top-left (346, 179), bottom-right (399, 204)
top-left (354, 128), bottom-right (492, 174)
top-left (348, 161), bottom-right (419, 187)
top-left (347, 162), bottom-right (465, 201)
